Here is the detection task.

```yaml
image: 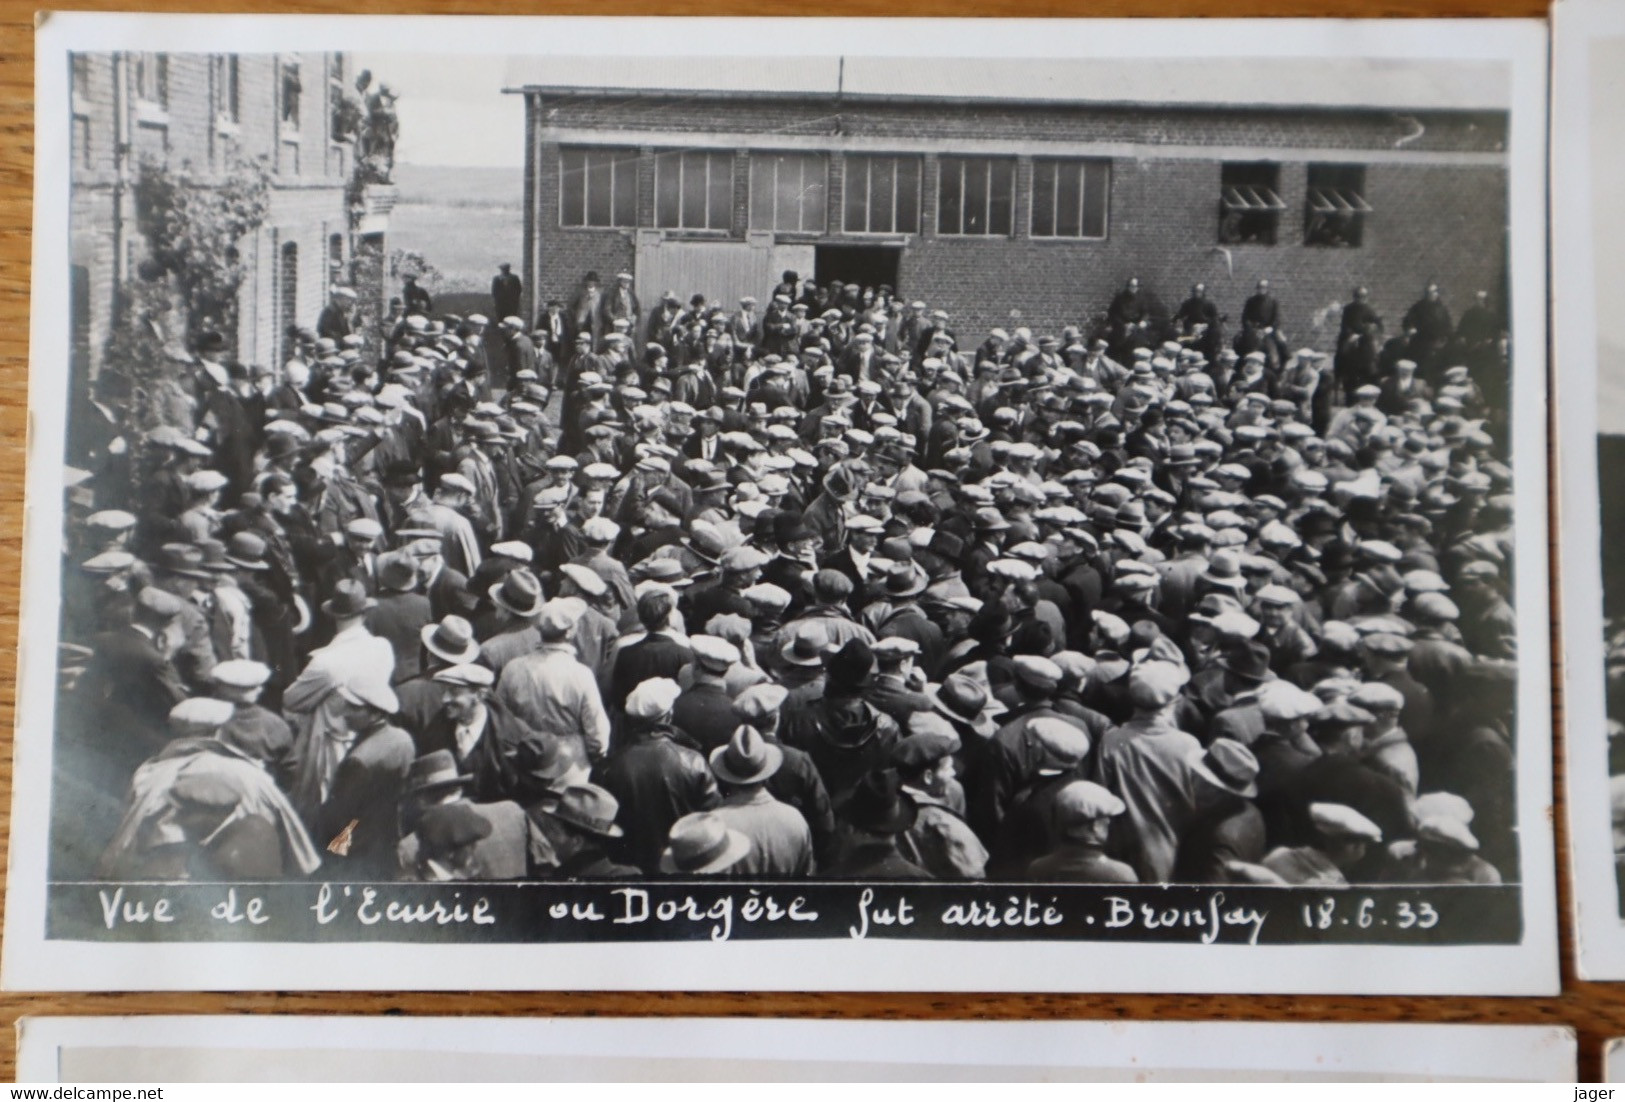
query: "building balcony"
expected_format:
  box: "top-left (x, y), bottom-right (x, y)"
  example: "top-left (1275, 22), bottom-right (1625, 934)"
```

top-left (355, 181), bottom-right (397, 235)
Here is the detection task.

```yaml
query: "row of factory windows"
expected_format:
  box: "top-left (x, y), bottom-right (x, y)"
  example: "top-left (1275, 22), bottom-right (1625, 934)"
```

top-left (558, 148), bottom-right (1372, 248)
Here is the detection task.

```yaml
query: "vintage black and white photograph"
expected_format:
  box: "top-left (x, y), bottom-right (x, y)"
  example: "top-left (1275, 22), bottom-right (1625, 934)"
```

top-left (1554, 0), bottom-right (1625, 980)
top-left (4, 14), bottom-right (1555, 992)
top-left (10, 1017), bottom-right (1580, 1083)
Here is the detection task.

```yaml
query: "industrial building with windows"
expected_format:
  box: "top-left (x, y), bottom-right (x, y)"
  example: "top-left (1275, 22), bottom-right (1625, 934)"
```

top-left (511, 59), bottom-right (1510, 345)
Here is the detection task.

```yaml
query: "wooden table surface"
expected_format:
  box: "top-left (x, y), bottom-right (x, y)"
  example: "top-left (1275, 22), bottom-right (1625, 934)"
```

top-left (0, 0), bottom-right (1613, 1083)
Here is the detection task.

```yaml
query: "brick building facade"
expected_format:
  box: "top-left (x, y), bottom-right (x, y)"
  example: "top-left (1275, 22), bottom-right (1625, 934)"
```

top-left (69, 51), bottom-right (367, 383)
top-left (514, 84), bottom-right (1509, 348)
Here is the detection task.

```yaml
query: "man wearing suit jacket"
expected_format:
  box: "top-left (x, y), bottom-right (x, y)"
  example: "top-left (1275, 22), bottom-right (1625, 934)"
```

top-left (401, 528), bottom-right (477, 621)
top-left (317, 676), bottom-right (416, 880)
top-left (533, 300), bottom-right (568, 379)
top-left (70, 585), bottom-right (189, 788)
top-left (609, 588), bottom-right (693, 712)
top-left (601, 272), bottom-right (641, 353)
top-left (817, 514), bottom-right (885, 594)
top-left (839, 331), bottom-right (880, 383)
top-left (414, 664), bottom-right (524, 804)
top-left (491, 263), bottom-right (523, 323)
top-left (644, 291), bottom-right (684, 360)
top-left (567, 271), bottom-right (607, 352)
top-left (364, 552), bottom-right (433, 685)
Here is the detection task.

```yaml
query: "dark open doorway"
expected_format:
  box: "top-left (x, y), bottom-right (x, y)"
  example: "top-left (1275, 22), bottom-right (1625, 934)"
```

top-left (815, 244), bottom-right (902, 296)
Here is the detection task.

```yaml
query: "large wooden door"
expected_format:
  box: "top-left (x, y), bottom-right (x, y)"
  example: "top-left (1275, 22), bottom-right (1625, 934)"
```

top-left (635, 231), bottom-right (813, 309)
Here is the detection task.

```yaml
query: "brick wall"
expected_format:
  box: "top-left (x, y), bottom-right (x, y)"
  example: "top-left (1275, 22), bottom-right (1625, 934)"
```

top-left (536, 91), bottom-right (1507, 155)
top-left (69, 51), bottom-right (357, 378)
top-left (899, 157), bottom-right (1507, 345)
top-left (530, 138), bottom-right (638, 310)
top-left (532, 124), bottom-right (1509, 346)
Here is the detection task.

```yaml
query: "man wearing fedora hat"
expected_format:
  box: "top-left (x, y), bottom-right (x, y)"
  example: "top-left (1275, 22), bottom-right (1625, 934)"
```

top-left (283, 580), bottom-right (395, 820)
top-left (365, 551), bottom-right (432, 685)
top-left (781, 639), bottom-right (902, 804)
top-left (730, 681), bottom-right (837, 865)
top-left (392, 613), bottom-right (482, 733)
top-left (531, 783), bottom-right (641, 879)
top-left (709, 725), bottom-right (813, 876)
top-left (314, 674), bottom-right (413, 879)
top-left (147, 543), bottom-right (222, 689)
top-left (867, 564), bottom-right (945, 679)
top-left (1185, 639), bottom-right (1272, 741)
top-left (478, 569), bottom-right (546, 677)
top-left (828, 769), bottom-right (931, 879)
top-left (659, 811), bottom-right (752, 877)
top-left (396, 747), bottom-right (530, 880)
top-left (1172, 739), bottom-right (1270, 884)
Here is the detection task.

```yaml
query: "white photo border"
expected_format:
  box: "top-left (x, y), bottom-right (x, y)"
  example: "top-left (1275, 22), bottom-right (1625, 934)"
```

top-left (13, 1016), bottom-right (1581, 1083)
top-left (4, 11), bottom-right (1557, 994)
top-left (1553, 0), bottom-right (1625, 981)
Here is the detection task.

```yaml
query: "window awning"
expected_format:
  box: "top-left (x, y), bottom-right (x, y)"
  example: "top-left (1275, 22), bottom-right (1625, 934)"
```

top-left (1307, 186), bottom-right (1373, 215)
top-left (1221, 185), bottom-right (1285, 212)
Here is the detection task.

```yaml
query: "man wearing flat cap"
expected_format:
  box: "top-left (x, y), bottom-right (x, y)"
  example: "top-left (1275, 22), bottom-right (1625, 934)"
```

top-left (1263, 801), bottom-right (1383, 886)
top-left (497, 596), bottom-right (613, 764)
top-left (414, 663), bottom-right (525, 803)
top-left (66, 586), bottom-right (192, 827)
top-left (593, 677), bottom-right (720, 874)
top-left (1094, 661), bottom-right (1205, 882)
top-left (889, 719), bottom-right (987, 880)
top-left (1025, 780), bottom-right (1139, 883)
top-left (864, 636), bottom-right (936, 729)
top-left (673, 634), bottom-right (744, 753)
top-left (394, 747), bottom-right (530, 880)
top-left (108, 712), bottom-right (297, 881)
top-left (1386, 812), bottom-right (1500, 885)
top-left (1284, 701), bottom-right (1412, 861)
top-left (989, 715), bottom-right (1095, 878)
top-left (211, 660), bottom-right (297, 792)
top-left (987, 655), bottom-right (1105, 825)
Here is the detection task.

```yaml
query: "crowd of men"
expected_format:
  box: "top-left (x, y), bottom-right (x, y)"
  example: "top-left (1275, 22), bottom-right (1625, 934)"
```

top-left (57, 264), bottom-right (1519, 887)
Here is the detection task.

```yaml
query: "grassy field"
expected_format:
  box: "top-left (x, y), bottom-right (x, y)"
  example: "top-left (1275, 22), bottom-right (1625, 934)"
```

top-left (389, 163), bottom-right (525, 304)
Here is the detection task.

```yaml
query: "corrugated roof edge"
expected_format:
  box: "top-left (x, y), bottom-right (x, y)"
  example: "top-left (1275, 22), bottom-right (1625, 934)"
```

top-left (501, 84), bottom-right (1506, 116)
